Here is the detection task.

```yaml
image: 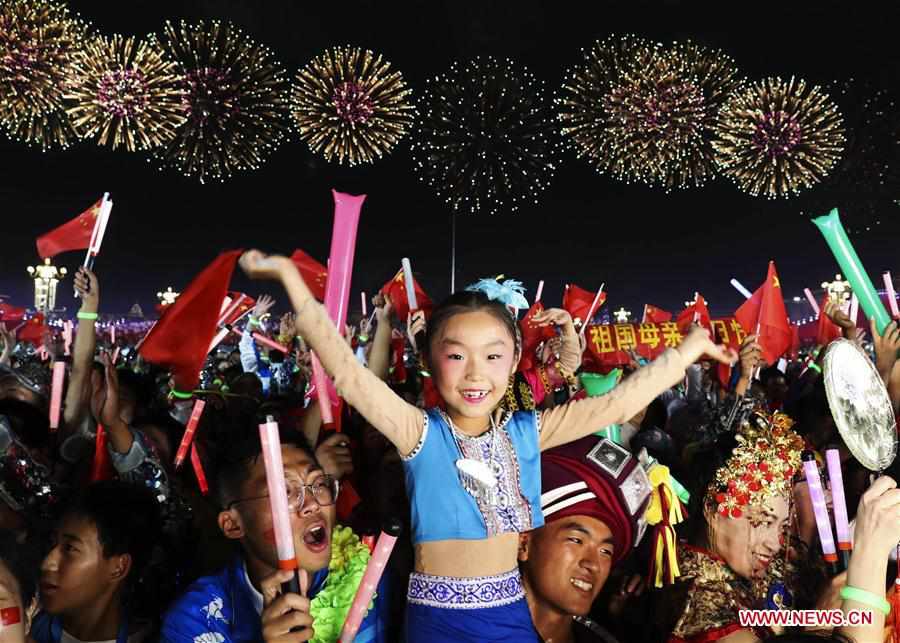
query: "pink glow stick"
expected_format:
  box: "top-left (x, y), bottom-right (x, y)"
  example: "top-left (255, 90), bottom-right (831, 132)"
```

top-left (49, 361), bottom-right (65, 431)
top-left (803, 288), bottom-right (820, 317)
top-left (111, 347), bottom-right (120, 365)
top-left (62, 321), bottom-right (73, 355)
top-left (825, 449), bottom-right (851, 551)
top-left (361, 292), bottom-right (367, 318)
top-left (259, 417), bottom-right (298, 572)
top-left (311, 353), bottom-right (335, 426)
top-left (802, 452), bottom-right (837, 562)
top-left (849, 294), bottom-right (859, 326)
top-left (339, 520), bottom-right (402, 643)
top-left (884, 272), bottom-right (900, 319)
top-left (252, 332), bottom-right (289, 353)
top-left (110, 324), bottom-right (116, 346)
top-left (535, 280), bottom-right (544, 304)
top-left (174, 399), bottom-right (206, 469)
top-left (190, 443), bottom-right (208, 495)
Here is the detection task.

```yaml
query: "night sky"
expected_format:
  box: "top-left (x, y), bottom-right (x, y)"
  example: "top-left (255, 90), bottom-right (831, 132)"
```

top-left (3, 0), bottom-right (899, 319)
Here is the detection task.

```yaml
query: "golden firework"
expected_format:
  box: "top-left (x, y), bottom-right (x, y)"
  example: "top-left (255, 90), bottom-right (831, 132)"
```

top-left (64, 33), bottom-right (187, 151)
top-left (291, 46), bottom-right (415, 165)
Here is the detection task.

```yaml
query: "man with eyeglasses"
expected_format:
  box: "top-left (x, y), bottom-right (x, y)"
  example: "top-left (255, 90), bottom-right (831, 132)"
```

top-left (160, 420), bottom-right (389, 642)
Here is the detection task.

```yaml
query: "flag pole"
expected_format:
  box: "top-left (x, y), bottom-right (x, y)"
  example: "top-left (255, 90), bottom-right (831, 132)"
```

top-left (76, 193), bottom-right (111, 298)
top-left (579, 284), bottom-right (605, 339)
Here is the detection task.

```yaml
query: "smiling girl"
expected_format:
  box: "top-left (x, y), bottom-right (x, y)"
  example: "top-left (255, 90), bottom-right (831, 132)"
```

top-left (239, 250), bottom-right (737, 642)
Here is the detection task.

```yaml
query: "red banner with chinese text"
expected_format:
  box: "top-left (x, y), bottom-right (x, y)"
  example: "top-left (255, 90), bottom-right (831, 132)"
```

top-left (585, 318), bottom-right (747, 368)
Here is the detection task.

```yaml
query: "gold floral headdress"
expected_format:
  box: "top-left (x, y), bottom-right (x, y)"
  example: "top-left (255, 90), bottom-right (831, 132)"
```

top-left (706, 411), bottom-right (804, 519)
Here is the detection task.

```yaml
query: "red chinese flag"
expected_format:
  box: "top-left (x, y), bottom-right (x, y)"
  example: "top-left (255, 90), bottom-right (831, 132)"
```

top-left (139, 250), bottom-right (242, 392)
top-left (519, 302), bottom-right (556, 372)
top-left (642, 304), bottom-right (673, 324)
top-left (36, 198), bottom-right (102, 259)
top-left (380, 270), bottom-right (432, 321)
top-left (815, 293), bottom-right (842, 346)
top-left (676, 294), bottom-right (712, 334)
top-left (0, 303), bottom-right (27, 324)
top-left (221, 291), bottom-right (256, 327)
top-left (734, 261), bottom-right (792, 365)
top-left (17, 314), bottom-right (45, 345)
top-left (290, 249), bottom-right (328, 301)
top-left (390, 334), bottom-right (408, 384)
top-left (563, 284), bottom-right (605, 326)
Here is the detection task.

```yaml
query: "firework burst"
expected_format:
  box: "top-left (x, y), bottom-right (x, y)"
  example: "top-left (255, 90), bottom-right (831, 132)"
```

top-left (411, 56), bottom-right (560, 215)
top-left (712, 76), bottom-right (845, 198)
top-left (151, 20), bottom-right (291, 183)
top-left (64, 33), bottom-right (187, 151)
top-left (291, 45), bottom-right (414, 165)
top-left (0, 0), bottom-right (88, 150)
top-left (557, 35), bottom-right (744, 190)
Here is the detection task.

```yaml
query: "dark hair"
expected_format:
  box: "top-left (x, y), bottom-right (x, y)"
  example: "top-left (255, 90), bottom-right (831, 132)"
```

top-left (203, 401), bottom-right (318, 509)
top-left (423, 291), bottom-right (520, 365)
top-left (0, 529), bottom-right (39, 609)
top-left (65, 481), bottom-right (161, 587)
top-left (760, 366), bottom-right (786, 387)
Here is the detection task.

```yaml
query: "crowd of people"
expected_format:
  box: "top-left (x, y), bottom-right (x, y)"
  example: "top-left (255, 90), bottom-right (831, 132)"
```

top-left (1, 250), bottom-right (900, 643)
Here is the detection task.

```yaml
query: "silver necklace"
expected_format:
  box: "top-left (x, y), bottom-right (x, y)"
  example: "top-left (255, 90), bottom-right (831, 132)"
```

top-left (449, 413), bottom-right (505, 507)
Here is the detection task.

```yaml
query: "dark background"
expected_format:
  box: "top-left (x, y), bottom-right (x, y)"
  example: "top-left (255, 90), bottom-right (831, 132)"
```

top-left (2, 0), bottom-right (899, 319)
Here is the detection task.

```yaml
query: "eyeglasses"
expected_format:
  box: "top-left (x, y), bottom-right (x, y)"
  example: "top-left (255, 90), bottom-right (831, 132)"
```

top-left (225, 474), bottom-right (339, 511)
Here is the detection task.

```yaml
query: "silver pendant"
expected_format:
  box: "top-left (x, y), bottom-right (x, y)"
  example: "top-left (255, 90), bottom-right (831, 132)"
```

top-left (456, 458), bottom-right (499, 505)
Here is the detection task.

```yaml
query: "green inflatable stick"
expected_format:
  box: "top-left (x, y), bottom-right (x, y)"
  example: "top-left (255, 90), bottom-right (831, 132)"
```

top-left (813, 208), bottom-right (891, 335)
top-left (595, 424), bottom-right (622, 444)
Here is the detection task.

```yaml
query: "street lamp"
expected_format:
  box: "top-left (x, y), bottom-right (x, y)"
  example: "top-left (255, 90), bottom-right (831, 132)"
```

top-left (156, 287), bottom-right (180, 306)
top-left (26, 258), bottom-right (66, 313)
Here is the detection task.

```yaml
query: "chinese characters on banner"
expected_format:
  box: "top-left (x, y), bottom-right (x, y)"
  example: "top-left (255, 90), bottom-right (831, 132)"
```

top-left (585, 318), bottom-right (746, 367)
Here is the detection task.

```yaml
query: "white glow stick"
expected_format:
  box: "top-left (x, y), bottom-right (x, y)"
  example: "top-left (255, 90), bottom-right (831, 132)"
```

top-left (803, 288), bottom-right (820, 316)
top-left (802, 454), bottom-right (837, 563)
top-left (259, 417), bottom-right (298, 572)
top-left (361, 292), bottom-right (367, 317)
top-left (111, 346), bottom-right (120, 365)
top-left (49, 361), bottom-right (65, 430)
top-left (216, 296), bottom-right (235, 325)
top-left (62, 321), bottom-right (73, 355)
top-left (730, 278), bottom-right (752, 300)
top-left (884, 272), bottom-right (899, 319)
top-left (849, 293), bottom-right (859, 326)
top-left (534, 280), bottom-right (544, 305)
top-left (110, 324), bottom-right (116, 346)
top-left (401, 259), bottom-right (418, 311)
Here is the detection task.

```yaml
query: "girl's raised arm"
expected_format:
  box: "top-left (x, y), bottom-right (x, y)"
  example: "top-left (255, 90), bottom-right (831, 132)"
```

top-left (538, 327), bottom-right (736, 450)
top-left (240, 251), bottom-right (424, 455)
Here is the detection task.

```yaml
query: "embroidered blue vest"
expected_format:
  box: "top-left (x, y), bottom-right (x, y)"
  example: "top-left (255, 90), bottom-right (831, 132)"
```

top-left (403, 409), bottom-right (544, 544)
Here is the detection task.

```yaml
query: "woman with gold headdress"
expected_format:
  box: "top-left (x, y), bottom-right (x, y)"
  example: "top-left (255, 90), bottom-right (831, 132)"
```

top-left (656, 410), bottom-right (805, 642)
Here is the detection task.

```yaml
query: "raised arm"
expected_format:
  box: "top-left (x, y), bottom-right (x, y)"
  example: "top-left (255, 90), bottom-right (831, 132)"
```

top-left (239, 251), bottom-right (423, 455)
top-left (366, 294), bottom-right (394, 382)
top-left (539, 327), bottom-right (736, 450)
top-left (62, 268), bottom-right (99, 432)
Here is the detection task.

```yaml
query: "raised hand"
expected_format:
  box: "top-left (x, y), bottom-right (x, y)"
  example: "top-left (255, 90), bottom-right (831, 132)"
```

top-left (90, 352), bottom-right (120, 428)
top-left (738, 334), bottom-right (762, 380)
top-left (74, 267), bottom-right (99, 313)
top-left (407, 311), bottom-right (426, 351)
top-left (239, 250), bottom-right (291, 282)
top-left (315, 432), bottom-right (354, 480)
top-left (260, 569), bottom-right (314, 642)
top-left (254, 294), bottom-right (277, 319)
top-left (824, 299), bottom-right (854, 330)
top-left (676, 325), bottom-right (738, 367)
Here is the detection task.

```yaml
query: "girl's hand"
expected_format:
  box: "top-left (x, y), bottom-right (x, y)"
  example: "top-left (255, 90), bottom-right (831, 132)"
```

top-left (824, 299), bottom-right (854, 330)
top-left (676, 326), bottom-right (738, 367)
top-left (738, 334), bottom-right (762, 379)
top-left (375, 293), bottom-right (393, 324)
top-left (240, 250), bottom-right (291, 282)
top-left (74, 267), bottom-right (100, 313)
top-left (407, 311), bottom-right (426, 351)
top-left (532, 308), bottom-right (575, 333)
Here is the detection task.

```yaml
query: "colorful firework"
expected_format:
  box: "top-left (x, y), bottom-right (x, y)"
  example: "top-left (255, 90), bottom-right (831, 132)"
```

top-left (712, 76), bottom-right (845, 198)
top-left (64, 34), bottom-right (187, 151)
top-left (411, 56), bottom-right (560, 215)
top-left (799, 79), bottom-right (900, 234)
top-left (291, 45), bottom-right (415, 165)
top-left (0, 0), bottom-right (88, 150)
top-left (557, 35), bottom-right (744, 190)
top-left (151, 20), bottom-right (291, 183)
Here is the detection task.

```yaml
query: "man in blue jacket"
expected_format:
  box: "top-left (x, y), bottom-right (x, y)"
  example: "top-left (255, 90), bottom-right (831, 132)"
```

top-left (161, 417), bottom-right (387, 643)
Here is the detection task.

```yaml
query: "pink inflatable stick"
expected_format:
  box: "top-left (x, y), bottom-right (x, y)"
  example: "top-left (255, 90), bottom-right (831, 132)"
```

top-left (49, 361), bottom-right (65, 431)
